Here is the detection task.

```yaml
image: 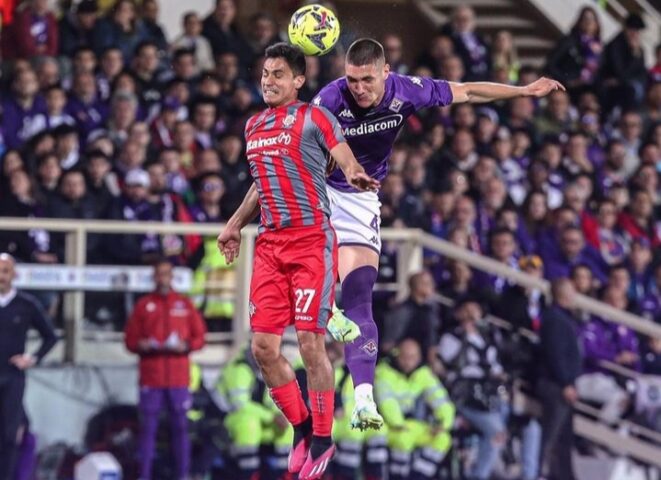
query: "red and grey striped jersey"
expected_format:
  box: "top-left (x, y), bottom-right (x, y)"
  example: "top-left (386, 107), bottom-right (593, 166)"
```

top-left (244, 101), bottom-right (345, 231)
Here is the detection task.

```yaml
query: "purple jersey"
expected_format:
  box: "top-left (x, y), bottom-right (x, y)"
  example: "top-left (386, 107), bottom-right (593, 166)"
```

top-left (314, 73), bottom-right (453, 191)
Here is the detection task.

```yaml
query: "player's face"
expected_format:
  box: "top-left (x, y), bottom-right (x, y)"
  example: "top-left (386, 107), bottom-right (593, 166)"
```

top-left (261, 58), bottom-right (305, 108)
top-left (345, 60), bottom-right (389, 109)
top-left (0, 256), bottom-right (16, 294)
top-left (153, 262), bottom-right (173, 293)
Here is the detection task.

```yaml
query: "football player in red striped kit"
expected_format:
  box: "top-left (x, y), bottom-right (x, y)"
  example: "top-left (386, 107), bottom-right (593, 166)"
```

top-left (217, 43), bottom-right (379, 480)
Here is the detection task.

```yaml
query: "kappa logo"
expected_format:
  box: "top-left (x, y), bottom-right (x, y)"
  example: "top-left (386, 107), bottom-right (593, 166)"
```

top-left (283, 114), bottom-right (296, 128)
top-left (409, 76), bottom-right (423, 88)
top-left (361, 340), bottom-right (378, 357)
top-left (313, 96), bottom-right (322, 106)
top-left (389, 98), bottom-right (403, 113)
top-left (249, 301), bottom-right (257, 319)
top-left (369, 236), bottom-right (379, 245)
top-left (338, 109), bottom-right (355, 119)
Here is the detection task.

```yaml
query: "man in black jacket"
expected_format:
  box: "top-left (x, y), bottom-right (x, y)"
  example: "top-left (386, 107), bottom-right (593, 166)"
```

top-left (537, 278), bottom-right (582, 480)
top-left (0, 253), bottom-right (57, 480)
top-left (381, 271), bottom-right (440, 364)
top-left (599, 13), bottom-right (648, 112)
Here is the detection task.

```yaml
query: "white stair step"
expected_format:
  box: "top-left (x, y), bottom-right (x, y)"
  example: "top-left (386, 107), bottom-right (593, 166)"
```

top-left (517, 56), bottom-right (546, 69)
top-left (475, 16), bottom-right (537, 29)
top-left (513, 35), bottom-right (555, 49)
top-left (428, 0), bottom-right (515, 8)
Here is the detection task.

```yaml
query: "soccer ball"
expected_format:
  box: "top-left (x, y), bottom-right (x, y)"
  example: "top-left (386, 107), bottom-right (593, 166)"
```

top-left (288, 4), bottom-right (340, 56)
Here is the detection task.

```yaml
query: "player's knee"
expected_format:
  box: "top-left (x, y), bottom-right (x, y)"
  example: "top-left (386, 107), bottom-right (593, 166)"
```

top-left (298, 332), bottom-right (325, 367)
top-left (251, 335), bottom-right (279, 367)
top-left (342, 265), bottom-right (377, 307)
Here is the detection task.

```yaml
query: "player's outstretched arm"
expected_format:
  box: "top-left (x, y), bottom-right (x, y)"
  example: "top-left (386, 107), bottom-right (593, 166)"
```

top-left (217, 183), bottom-right (260, 264)
top-left (449, 77), bottom-right (565, 104)
top-left (330, 142), bottom-right (380, 192)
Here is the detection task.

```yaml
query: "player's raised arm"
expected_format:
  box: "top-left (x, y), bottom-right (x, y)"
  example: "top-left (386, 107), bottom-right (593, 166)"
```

top-left (449, 77), bottom-right (565, 104)
top-left (329, 142), bottom-right (380, 192)
top-left (217, 183), bottom-right (260, 264)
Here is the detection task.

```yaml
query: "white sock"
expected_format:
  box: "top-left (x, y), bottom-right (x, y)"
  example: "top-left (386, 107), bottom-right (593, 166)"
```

top-left (355, 383), bottom-right (373, 400)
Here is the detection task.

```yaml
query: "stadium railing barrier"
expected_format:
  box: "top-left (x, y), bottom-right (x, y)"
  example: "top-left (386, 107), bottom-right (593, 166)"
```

top-left (2, 217), bottom-right (661, 470)
top-left (1, 217), bottom-right (659, 359)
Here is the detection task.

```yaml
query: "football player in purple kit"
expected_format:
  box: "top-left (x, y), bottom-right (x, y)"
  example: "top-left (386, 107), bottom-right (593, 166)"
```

top-left (223, 38), bottom-right (564, 431)
top-left (318, 38), bottom-right (564, 431)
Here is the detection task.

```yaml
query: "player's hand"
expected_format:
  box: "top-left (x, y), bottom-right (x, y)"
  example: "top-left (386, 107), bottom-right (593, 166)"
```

top-left (218, 225), bottom-right (242, 264)
top-left (9, 354), bottom-right (36, 370)
top-left (524, 77), bottom-right (565, 97)
top-left (562, 385), bottom-right (578, 405)
top-left (167, 340), bottom-right (188, 353)
top-left (138, 339), bottom-right (157, 352)
top-left (348, 171), bottom-right (380, 192)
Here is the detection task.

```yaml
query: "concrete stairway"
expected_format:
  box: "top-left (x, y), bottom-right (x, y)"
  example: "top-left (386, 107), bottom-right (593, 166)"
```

top-left (415, 0), bottom-right (562, 69)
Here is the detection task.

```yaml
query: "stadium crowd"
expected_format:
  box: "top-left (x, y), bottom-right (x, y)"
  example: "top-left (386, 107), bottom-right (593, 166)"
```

top-left (0, 0), bottom-right (660, 479)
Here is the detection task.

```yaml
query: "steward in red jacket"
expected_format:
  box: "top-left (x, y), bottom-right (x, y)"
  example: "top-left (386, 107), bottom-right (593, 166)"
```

top-left (124, 259), bottom-right (206, 388)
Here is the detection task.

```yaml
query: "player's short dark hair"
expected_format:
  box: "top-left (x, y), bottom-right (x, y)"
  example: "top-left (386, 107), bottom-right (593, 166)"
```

top-left (264, 42), bottom-right (306, 76)
top-left (346, 38), bottom-right (385, 66)
top-left (489, 226), bottom-right (515, 243)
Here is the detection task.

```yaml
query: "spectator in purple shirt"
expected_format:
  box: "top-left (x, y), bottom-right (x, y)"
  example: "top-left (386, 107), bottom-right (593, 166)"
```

top-left (576, 286), bottom-right (636, 424)
top-left (44, 85), bottom-right (76, 130)
top-left (105, 168), bottom-right (155, 264)
top-left (596, 139), bottom-right (627, 197)
top-left (449, 195), bottom-right (482, 254)
top-left (475, 177), bottom-right (510, 250)
top-left (495, 205), bottom-right (535, 254)
top-left (66, 71), bottom-right (108, 142)
top-left (535, 205), bottom-right (578, 262)
top-left (542, 225), bottom-right (608, 284)
top-left (475, 227), bottom-right (519, 302)
top-left (107, 90), bottom-right (139, 148)
top-left (640, 263), bottom-right (661, 323)
top-left (188, 172), bottom-right (225, 225)
top-left (521, 190), bottom-right (548, 247)
top-left (570, 263), bottom-right (596, 300)
top-left (526, 160), bottom-right (563, 209)
top-left (2, 69), bottom-right (47, 150)
top-left (628, 237), bottom-right (653, 304)
top-left (97, 47), bottom-right (125, 102)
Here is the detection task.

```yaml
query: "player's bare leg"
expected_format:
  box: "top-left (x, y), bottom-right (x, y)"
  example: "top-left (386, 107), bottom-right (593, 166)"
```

top-left (297, 331), bottom-right (336, 479)
top-left (336, 245), bottom-right (384, 431)
top-left (251, 333), bottom-right (312, 474)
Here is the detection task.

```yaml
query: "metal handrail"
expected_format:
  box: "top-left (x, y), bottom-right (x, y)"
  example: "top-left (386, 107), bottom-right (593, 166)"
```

top-left (419, 232), bottom-right (661, 339)
top-left (1, 217), bottom-right (659, 342)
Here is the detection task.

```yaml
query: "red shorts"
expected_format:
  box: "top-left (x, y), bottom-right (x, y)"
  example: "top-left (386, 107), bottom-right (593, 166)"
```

top-left (249, 225), bottom-right (338, 335)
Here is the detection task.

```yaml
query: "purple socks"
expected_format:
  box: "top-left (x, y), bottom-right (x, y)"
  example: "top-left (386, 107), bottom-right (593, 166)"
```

top-left (342, 266), bottom-right (378, 386)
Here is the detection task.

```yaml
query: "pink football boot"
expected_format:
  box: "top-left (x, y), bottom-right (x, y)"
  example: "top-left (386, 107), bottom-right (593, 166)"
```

top-left (287, 434), bottom-right (311, 473)
top-left (298, 444), bottom-right (336, 480)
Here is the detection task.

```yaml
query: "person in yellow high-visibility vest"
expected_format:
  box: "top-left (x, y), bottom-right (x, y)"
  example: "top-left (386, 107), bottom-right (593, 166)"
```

top-left (189, 236), bottom-right (236, 326)
top-left (375, 338), bottom-right (455, 480)
top-left (328, 341), bottom-right (388, 480)
top-left (216, 347), bottom-right (303, 480)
